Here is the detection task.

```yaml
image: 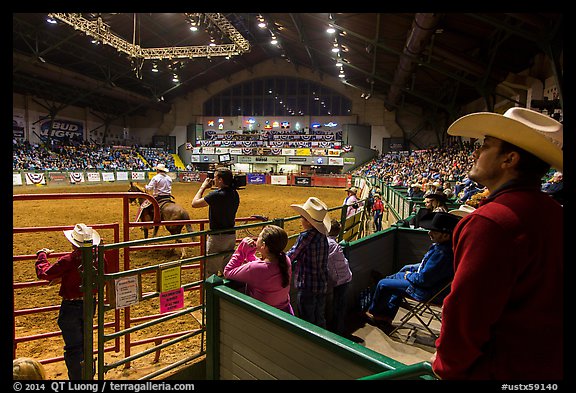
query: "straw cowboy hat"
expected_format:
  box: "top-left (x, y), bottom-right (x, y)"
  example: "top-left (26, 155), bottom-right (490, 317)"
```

top-left (291, 197), bottom-right (331, 235)
top-left (64, 223), bottom-right (101, 247)
top-left (346, 186), bottom-right (358, 194)
top-left (447, 107), bottom-right (563, 171)
top-left (154, 163), bottom-right (169, 172)
top-left (448, 204), bottom-right (476, 218)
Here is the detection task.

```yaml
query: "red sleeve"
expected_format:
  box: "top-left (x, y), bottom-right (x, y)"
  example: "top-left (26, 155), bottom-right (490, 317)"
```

top-left (432, 215), bottom-right (518, 379)
top-left (35, 252), bottom-right (73, 281)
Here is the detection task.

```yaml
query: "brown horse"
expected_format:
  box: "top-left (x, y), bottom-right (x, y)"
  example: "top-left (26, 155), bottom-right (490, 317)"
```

top-left (128, 182), bottom-right (193, 258)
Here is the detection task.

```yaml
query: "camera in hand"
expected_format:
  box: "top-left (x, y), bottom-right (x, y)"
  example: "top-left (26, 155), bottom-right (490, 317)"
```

top-left (207, 172), bottom-right (214, 179)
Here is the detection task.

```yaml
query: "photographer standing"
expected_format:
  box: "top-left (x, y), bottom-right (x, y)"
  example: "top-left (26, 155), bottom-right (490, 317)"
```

top-left (191, 167), bottom-right (240, 278)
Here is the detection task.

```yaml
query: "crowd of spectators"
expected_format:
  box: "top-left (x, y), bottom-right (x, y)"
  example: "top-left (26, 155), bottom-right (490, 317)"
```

top-left (352, 140), bottom-right (563, 206)
top-left (13, 139), bottom-right (178, 172)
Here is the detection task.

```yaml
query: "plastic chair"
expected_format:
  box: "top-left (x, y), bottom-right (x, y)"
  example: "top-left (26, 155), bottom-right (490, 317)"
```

top-left (389, 281), bottom-right (451, 340)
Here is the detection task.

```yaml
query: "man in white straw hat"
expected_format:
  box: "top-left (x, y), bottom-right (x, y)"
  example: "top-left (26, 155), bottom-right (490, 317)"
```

top-left (35, 223), bottom-right (105, 380)
top-left (287, 197), bottom-right (331, 328)
top-left (432, 107), bottom-right (563, 380)
top-left (145, 163), bottom-right (173, 204)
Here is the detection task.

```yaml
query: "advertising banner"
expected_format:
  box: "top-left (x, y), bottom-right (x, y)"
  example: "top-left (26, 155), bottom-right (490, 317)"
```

top-left (101, 172), bottom-right (115, 182)
top-left (270, 175), bottom-right (288, 185)
top-left (13, 173), bottom-right (23, 186)
top-left (294, 176), bottom-right (311, 186)
top-left (247, 173), bottom-right (266, 184)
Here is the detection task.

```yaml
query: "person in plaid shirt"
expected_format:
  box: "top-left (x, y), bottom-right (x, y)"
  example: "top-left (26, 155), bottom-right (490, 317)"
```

top-left (287, 197), bottom-right (331, 328)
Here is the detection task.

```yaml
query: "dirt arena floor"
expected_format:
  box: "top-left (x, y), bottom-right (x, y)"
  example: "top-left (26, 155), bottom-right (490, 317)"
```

top-left (12, 181), bottom-right (347, 380)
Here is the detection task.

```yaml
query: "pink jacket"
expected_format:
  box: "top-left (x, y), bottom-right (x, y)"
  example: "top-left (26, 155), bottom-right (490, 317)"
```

top-left (224, 239), bottom-right (294, 315)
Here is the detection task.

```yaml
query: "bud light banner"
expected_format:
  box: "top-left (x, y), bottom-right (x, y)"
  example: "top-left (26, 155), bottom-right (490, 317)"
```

top-left (247, 173), bottom-right (266, 184)
top-left (39, 118), bottom-right (84, 142)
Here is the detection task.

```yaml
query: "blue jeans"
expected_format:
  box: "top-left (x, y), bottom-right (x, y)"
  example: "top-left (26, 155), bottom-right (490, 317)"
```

top-left (367, 272), bottom-right (410, 319)
top-left (331, 282), bottom-right (350, 335)
top-left (58, 300), bottom-right (94, 380)
top-left (297, 290), bottom-right (327, 328)
top-left (373, 211), bottom-right (383, 232)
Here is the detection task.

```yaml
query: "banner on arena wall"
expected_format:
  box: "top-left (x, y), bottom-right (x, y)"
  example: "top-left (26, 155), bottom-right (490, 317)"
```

top-left (38, 117), bottom-right (84, 142)
top-left (328, 149), bottom-right (341, 156)
top-left (13, 115), bottom-right (26, 140)
top-left (116, 172), bottom-right (129, 181)
top-left (343, 157), bottom-right (356, 164)
top-left (247, 173), bottom-right (266, 184)
top-left (25, 172), bottom-right (46, 185)
top-left (270, 175), bottom-right (288, 185)
top-left (296, 148), bottom-right (311, 156)
top-left (328, 157), bottom-right (344, 165)
top-left (13, 173), bottom-right (23, 186)
top-left (87, 172), bottom-right (101, 182)
top-left (101, 172), bottom-right (115, 182)
top-left (179, 172), bottom-right (201, 182)
top-left (69, 172), bottom-right (85, 183)
top-left (190, 155), bottom-right (200, 163)
top-left (48, 173), bottom-right (67, 183)
top-left (131, 172), bottom-right (146, 181)
top-left (282, 148), bottom-right (296, 156)
top-left (294, 176), bottom-right (311, 186)
top-left (202, 147), bottom-right (215, 154)
top-left (229, 148), bottom-right (243, 155)
top-left (214, 147), bottom-right (229, 154)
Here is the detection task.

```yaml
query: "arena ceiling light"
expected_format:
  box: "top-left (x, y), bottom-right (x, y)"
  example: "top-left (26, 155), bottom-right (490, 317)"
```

top-left (48, 13), bottom-right (251, 62)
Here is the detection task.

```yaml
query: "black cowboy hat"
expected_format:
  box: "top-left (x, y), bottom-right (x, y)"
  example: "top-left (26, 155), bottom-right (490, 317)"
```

top-left (425, 192), bottom-right (448, 203)
top-left (418, 212), bottom-right (460, 233)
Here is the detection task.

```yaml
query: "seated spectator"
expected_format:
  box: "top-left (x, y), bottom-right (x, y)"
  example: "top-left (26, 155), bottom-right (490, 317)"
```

top-left (223, 225), bottom-right (294, 315)
top-left (365, 212), bottom-right (460, 333)
top-left (541, 171), bottom-right (564, 204)
top-left (424, 193), bottom-right (449, 212)
top-left (408, 183), bottom-right (425, 199)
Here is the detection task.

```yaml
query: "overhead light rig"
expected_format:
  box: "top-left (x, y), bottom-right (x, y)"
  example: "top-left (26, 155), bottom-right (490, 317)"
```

top-left (48, 13), bottom-right (251, 61)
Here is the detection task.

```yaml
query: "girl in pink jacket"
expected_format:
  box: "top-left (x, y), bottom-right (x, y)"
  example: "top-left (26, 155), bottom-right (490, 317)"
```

top-left (224, 225), bottom-right (294, 315)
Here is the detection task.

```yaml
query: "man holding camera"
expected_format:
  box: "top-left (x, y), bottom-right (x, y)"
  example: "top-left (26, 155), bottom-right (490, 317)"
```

top-left (191, 167), bottom-right (240, 278)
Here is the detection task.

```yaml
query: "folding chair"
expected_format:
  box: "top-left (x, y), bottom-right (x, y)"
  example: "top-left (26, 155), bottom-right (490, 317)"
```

top-left (389, 281), bottom-right (451, 341)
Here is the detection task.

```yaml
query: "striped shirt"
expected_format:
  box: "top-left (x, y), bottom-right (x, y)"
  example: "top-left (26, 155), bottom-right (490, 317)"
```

top-left (287, 228), bottom-right (328, 294)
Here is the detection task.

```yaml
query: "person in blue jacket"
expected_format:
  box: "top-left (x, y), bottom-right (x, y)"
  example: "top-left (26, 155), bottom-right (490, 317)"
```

top-left (365, 212), bottom-right (460, 331)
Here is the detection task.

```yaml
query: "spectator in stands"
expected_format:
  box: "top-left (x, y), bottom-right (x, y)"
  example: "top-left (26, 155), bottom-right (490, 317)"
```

top-left (432, 107), bottom-right (563, 380)
top-left (13, 357), bottom-right (46, 380)
top-left (191, 167), bottom-right (240, 277)
top-left (541, 171), bottom-right (564, 204)
top-left (442, 181), bottom-right (455, 199)
top-left (424, 193), bottom-right (449, 212)
top-left (35, 224), bottom-right (107, 380)
top-left (224, 225), bottom-right (294, 315)
top-left (287, 197), bottom-right (331, 328)
top-left (145, 163), bottom-right (173, 204)
top-left (326, 219), bottom-right (353, 336)
top-left (365, 212), bottom-right (459, 333)
top-left (372, 193), bottom-right (385, 231)
top-left (343, 186), bottom-right (359, 217)
top-left (407, 183), bottom-right (425, 199)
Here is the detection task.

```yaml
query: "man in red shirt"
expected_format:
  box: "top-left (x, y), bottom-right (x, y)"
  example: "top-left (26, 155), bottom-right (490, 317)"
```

top-left (432, 108), bottom-right (563, 380)
top-left (35, 223), bottom-right (104, 380)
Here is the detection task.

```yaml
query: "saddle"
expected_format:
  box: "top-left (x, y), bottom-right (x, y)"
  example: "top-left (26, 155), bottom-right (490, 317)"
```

top-left (141, 196), bottom-right (174, 213)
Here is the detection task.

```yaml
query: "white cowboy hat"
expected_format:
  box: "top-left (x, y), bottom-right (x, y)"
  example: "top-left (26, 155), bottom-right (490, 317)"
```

top-left (291, 197), bottom-right (331, 235)
top-left (447, 107), bottom-right (563, 171)
top-left (448, 204), bottom-right (476, 218)
top-left (64, 223), bottom-right (101, 247)
top-left (154, 163), bottom-right (169, 172)
top-left (346, 186), bottom-right (358, 194)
